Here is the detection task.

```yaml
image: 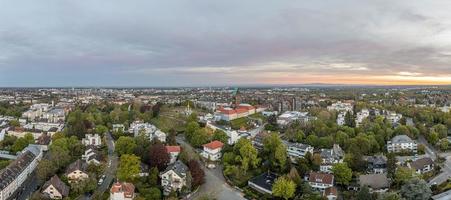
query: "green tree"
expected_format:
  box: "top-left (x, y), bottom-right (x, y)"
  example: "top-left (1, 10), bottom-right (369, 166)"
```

top-left (386, 153), bottom-right (396, 178)
top-left (116, 136), bottom-right (137, 156)
top-left (95, 125), bottom-right (108, 135)
top-left (8, 119), bottom-right (20, 127)
top-left (440, 139), bottom-right (449, 151)
top-left (212, 129), bottom-right (228, 144)
top-left (272, 176), bottom-right (296, 200)
top-left (275, 143), bottom-right (288, 170)
top-left (189, 128), bottom-right (209, 147)
top-left (117, 154), bottom-right (141, 182)
top-left (36, 159), bottom-right (57, 181)
top-left (381, 192), bottom-right (402, 200)
top-left (236, 138), bottom-right (260, 172)
top-left (331, 162), bottom-right (352, 185)
top-left (400, 178), bottom-right (432, 200)
top-left (395, 167), bottom-right (416, 185)
top-left (356, 185), bottom-right (371, 200)
top-left (148, 167), bottom-right (159, 186)
top-left (11, 133), bottom-right (35, 152)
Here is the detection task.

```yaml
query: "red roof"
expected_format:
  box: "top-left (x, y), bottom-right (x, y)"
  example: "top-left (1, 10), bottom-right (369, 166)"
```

top-left (165, 146), bottom-right (181, 153)
top-left (203, 140), bottom-right (224, 150)
top-left (110, 182), bottom-right (135, 198)
top-left (235, 108), bottom-right (248, 114)
top-left (308, 172), bottom-right (334, 185)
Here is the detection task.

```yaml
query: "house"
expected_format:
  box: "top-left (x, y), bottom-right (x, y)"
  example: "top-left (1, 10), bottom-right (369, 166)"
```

top-left (432, 189), bottom-right (451, 200)
top-left (81, 147), bottom-right (102, 165)
top-left (128, 121), bottom-right (166, 143)
top-left (0, 145), bottom-right (43, 200)
top-left (112, 124), bottom-right (125, 133)
top-left (284, 141), bottom-right (314, 162)
top-left (36, 132), bottom-right (52, 151)
top-left (153, 130), bottom-right (167, 143)
top-left (201, 140), bottom-right (224, 161)
top-left (165, 146), bottom-right (181, 164)
top-left (41, 175), bottom-right (70, 199)
top-left (160, 160), bottom-right (189, 195)
top-left (355, 109), bottom-right (370, 127)
top-left (358, 173), bottom-right (390, 193)
top-left (82, 134), bottom-right (102, 147)
top-left (336, 112), bottom-right (346, 126)
top-left (323, 187), bottom-right (338, 200)
top-left (385, 111), bottom-right (402, 126)
top-left (408, 157), bottom-right (434, 174)
top-left (327, 101), bottom-right (353, 113)
top-left (366, 155), bottom-right (387, 174)
top-left (251, 131), bottom-right (268, 151)
top-left (387, 135), bottom-right (417, 153)
top-left (248, 172), bottom-right (279, 195)
top-left (110, 182), bottom-right (135, 200)
top-left (65, 159), bottom-right (89, 183)
top-left (306, 172), bottom-right (334, 191)
top-left (320, 144), bottom-right (344, 173)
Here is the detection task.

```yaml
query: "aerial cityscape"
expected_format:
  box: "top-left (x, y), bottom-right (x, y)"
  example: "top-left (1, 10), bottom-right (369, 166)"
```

top-left (1, 1), bottom-right (451, 200)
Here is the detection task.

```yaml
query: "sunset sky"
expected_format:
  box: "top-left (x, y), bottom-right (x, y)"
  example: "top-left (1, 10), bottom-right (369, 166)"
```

top-left (0, 1), bottom-right (451, 86)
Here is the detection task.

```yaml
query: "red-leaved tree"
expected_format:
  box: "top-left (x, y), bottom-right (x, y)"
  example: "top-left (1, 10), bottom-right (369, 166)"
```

top-left (188, 160), bottom-right (205, 188)
top-left (148, 143), bottom-right (170, 171)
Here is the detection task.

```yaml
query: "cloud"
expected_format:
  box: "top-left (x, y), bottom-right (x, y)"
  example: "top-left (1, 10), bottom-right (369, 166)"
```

top-left (0, 0), bottom-right (450, 86)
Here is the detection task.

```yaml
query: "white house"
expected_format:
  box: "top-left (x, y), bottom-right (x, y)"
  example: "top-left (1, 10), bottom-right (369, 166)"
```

top-left (82, 134), bottom-right (102, 147)
top-left (81, 147), bottom-right (102, 165)
top-left (41, 175), bottom-right (70, 199)
top-left (284, 141), bottom-right (314, 162)
top-left (355, 109), bottom-right (369, 127)
top-left (387, 135), bottom-right (417, 153)
top-left (110, 182), bottom-right (135, 200)
top-left (160, 160), bottom-right (189, 195)
top-left (65, 160), bottom-right (89, 183)
top-left (320, 144), bottom-right (344, 173)
top-left (336, 112), bottom-right (346, 126)
top-left (112, 124), bottom-right (125, 133)
top-left (306, 172), bottom-right (334, 191)
top-left (165, 146), bottom-right (181, 164)
top-left (201, 140), bottom-right (224, 161)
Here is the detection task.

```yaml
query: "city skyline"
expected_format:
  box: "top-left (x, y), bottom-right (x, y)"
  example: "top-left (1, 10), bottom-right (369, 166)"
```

top-left (1, 1), bottom-right (451, 86)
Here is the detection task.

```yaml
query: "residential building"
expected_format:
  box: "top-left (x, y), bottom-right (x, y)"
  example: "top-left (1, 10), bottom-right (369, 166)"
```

top-left (385, 111), bottom-right (402, 126)
top-left (366, 155), bottom-right (387, 174)
top-left (408, 157), bottom-right (434, 174)
top-left (201, 140), bottom-right (224, 161)
top-left (128, 121), bottom-right (166, 143)
top-left (336, 112), bottom-right (346, 126)
top-left (110, 182), bottom-right (135, 200)
top-left (165, 146), bottom-right (181, 164)
top-left (320, 144), bottom-right (344, 173)
top-left (160, 160), bottom-right (189, 195)
top-left (82, 134), bottom-right (102, 147)
top-left (81, 147), bottom-right (102, 165)
top-left (284, 141), bottom-right (314, 162)
top-left (277, 111), bottom-right (312, 127)
top-left (387, 135), bottom-right (417, 153)
top-left (248, 172), bottom-right (279, 195)
top-left (0, 145), bottom-right (43, 200)
top-left (65, 159), bottom-right (89, 183)
top-left (112, 124), bottom-right (125, 132)
top-left (327, 101), bottom-right (353, 113)
top-left (215, 104), bottom-right (257, 121)
top-left (355, 109), bottom-right (369, 127)
top-left (41, 175), bottom-right (70, 199)
top-left (323, 187), bottom-right (338, 200)
top-left (306, 172), bottom-right (334, 191)
top-left (359, 173), bottom-right (390, 193)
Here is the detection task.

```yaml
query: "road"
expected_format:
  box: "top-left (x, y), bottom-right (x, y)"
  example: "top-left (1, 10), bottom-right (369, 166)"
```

top-left (93, 132), bottom-right (118, 198)
top-left (419, 135), bottom-right (451, 186)
top-left (176, 136), bottom-right (245, 200)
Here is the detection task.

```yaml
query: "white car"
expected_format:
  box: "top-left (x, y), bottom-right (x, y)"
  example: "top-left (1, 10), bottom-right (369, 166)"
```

top-left (98, 178), bottom-right (104, 185)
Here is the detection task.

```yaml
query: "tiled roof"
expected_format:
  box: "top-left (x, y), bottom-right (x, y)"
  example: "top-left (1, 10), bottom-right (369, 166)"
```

top-left (203, 140), bottom-right (224, 150)
top-left (165, 145), bottom-right (181, 153)
top-left (410, 157), bottom-right (434, 170)
top-left (42, 175), bottom-right (70, 197)
top-left (308, 172), bottom-right (334, 185)
top-left (0, 150), bottom-right (37, 190)
top-left (110, 182), bottom-right (135, 198)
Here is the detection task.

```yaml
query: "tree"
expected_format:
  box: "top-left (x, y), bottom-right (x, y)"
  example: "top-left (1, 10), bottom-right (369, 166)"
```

top-left (331, 162), bottom-right (352, 185)
top-left (167, 129), bottom-right (177, 145)
top-left (236, 138), bottom-right (260, 172)
top-left (11, 133), bottom-right (35, 152)
top-left (287, 167), bottom-right (302, 185)
top-left (185, 121), bottom-right (200, 139)
top-left (117, 154), bottom-right (141, 182)
top-left (152, 102), bottom-right (163, 118)
top-left (148, 167), bottom-right (159, 186)
top-left (36, 159), bottom-right (57, 181)
top-left (356, 185), bottom-right (371, 200)
top-left (116, 136), bottom-right (137, 156)
top-left (275, 143), bottom-right (288, 170)
top-left (189, 128), bottom-right (209, 147)
top-left (272, 176), bottom-right (296, 200)
top-left (188, 160), bottom-right (205, 188)
top-left (395, 167), bottom-right (416, 185)
top-left (212, 129), bottom-right (228, 144)
top-left (8, 119), bottom-right (20, 127)
top-left (440, 139), bottom-right (449, 151)
top-left (141, 187), bottom-right (161, 200)
top-left (381, 192), bottom-right (402, 200)
top-left (400, 178), bottom-right (432, 200)
top-left (345, 111), bottom-right (355, 127)
top-left (386, 153), bottom-right (397, 178)
top-left (95, 125), bottom-right (108, 135)
top-left (148, 143), bottom-right (170, 171)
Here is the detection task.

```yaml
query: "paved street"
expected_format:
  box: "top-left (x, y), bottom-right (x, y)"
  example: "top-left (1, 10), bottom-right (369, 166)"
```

top-left (93, 132), bottom-right (118, 198)
top-left (176, 136), bottom-right (245, 200)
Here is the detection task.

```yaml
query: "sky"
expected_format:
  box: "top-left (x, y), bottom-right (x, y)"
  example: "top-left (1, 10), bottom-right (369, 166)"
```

top-left (0, 0), bottom-right (451, 87)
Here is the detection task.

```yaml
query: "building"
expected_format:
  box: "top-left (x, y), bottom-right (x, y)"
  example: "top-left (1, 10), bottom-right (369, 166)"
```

top-left (358, 173), bottom-right (390, 193)
top-left (408, 157), bottom-right (434, 174)
top-left (36, 133), bottom-right (52, 151)
top-left (285, 141), bottom-right (314, 162)
top-left (81, 147), bottom-right (102, 165)
top-left (82, 134), bottom-right (102, 147)
top-left (252, 131), bottom-right (268, 151)
top-left (110, 182), bottom-right (135, 200)
top-left (306, 172), bottom-right (334, 191)
top-left (160, 160), bottom-right (189, 195)
top-left (216, 104), bottom-right (257, 121)
top-left (65, 159), bottom-right (89, 183)
top-left (128, 121), bottom-right (166, 143)
top-left (327, 101), bottom-right (353, 113)
top-left (385, 111), bottom-right (402, 126)
top-left (201, 140), bottom-right (224, 161)
top-left (320, 144), bottom-right (344, 173)
top-left (355, 109), bottom-right (369, 127)
top-left (248, 172), bottom-right (279, 195)
top-left (112, 124), bottom-right (125, 133)
top-left (277, 111), bottom-right (314, 127)
top-left (41, 175), bottom-right (70, 199)
top-left (323, 187), bottom-right (338, 200)
top-left (336, 112), bottom-right (346, 126)
top-left (0, 145), bottom-right (43, 200)
top-left (387, 135), bottom-right (417, 153)
top-left (165, 146), bottom-right (181, 164)
top-left (366, 155), bottom-right (387, 174)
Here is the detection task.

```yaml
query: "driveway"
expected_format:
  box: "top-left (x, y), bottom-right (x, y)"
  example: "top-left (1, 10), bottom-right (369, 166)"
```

top-left (176, 136), bottom-right (245, 200)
